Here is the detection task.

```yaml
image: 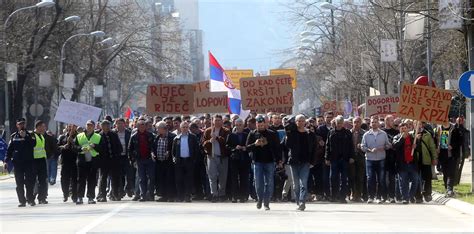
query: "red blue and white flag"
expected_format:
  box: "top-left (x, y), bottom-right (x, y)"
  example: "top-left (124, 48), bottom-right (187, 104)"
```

top-left (209, 51), bottom-right (249, 119)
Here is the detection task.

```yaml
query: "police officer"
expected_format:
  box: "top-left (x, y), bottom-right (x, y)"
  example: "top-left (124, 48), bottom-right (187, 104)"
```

top-left (32, 120), bottom-right (50, 204)
top-left (6, 118), bottom-right (36, 207)
top-left (75, 120), bottom-right (102, 205)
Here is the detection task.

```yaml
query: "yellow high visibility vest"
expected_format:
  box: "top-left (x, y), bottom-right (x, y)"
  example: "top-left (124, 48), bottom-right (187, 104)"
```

top-left (77, 132), bottom-right (101, 157)
top-left (34, 133), bottom-right (47, 159)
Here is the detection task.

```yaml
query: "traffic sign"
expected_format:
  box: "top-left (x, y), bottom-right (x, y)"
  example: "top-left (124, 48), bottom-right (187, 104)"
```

top-left (458, 71), bottom-right (474, 98)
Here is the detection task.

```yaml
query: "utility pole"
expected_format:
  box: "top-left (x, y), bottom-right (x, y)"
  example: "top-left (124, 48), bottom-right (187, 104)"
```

top-left (467, 0), bottom-right (474, 193)
top-left (426, 0), bottom-right (433, 85)
top-left (399, 0), bottom-right (405, 91)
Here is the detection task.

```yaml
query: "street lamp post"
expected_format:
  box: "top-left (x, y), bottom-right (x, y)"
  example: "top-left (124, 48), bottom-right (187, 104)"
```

top-left (57, 31), bottom-right (105, 133)
top-left (3, 0), bottom-right (55, 139)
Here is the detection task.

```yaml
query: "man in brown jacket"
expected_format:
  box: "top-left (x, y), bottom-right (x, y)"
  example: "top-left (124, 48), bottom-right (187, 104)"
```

top-left (202, 114), bottom-right (230, 202)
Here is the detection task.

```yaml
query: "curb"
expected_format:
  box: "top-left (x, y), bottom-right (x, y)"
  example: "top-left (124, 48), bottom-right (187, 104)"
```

top-left (432, 192), bottom-right (474, 216)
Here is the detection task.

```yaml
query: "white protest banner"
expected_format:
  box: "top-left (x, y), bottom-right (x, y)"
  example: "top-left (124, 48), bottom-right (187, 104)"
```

top-left (54, 99), bottom-right (102, 127)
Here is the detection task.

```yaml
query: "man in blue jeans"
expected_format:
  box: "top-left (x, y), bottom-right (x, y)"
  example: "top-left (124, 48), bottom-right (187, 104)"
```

top-left (325, 115), bottom-right (354, 203)
top-left (285, 115), bottom-right (317, 211)
top-left (246, 115), bottom-right (281, 211)
top-left (392, 122), bottom-right (419, 204)
top-left (361, 116), bottom-right (392, 204)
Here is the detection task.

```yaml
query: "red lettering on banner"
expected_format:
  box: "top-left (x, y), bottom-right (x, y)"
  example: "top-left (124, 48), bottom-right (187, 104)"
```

top-left (150, 86), bottom-right (159, 96)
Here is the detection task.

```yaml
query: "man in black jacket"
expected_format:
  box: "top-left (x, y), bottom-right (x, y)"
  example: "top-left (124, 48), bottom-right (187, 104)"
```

top-left (172, 122), bottom-right (200, 202)
top-left (6, 118), bottom-right (36, 207)
top-left (97, 120), bottom-right (123, 202)
top-left (285, 115), bottom-right (316, 211)
top-left (246, 115), bottom-right (281, 211)
top-left (325, 115), bottom-right (355, 203)
top-left (382, 115), bottom-right (400, 203)
top-left (226, 118), bottom-right (250, 203)
top-left (58, 124), bottom-right (79, 202)
top-left (392, 122), bottom-right (419, 204)
top-left (154, 121), bottom-right (176, 202)
top-left (129, 119), bottom-right (157, 201)
top-left (113, 118), bottom-right (132, 198)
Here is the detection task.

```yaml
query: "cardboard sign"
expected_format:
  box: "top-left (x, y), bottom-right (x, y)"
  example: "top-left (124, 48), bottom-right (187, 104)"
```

top-left (54, 100), bottom-right (102, 127)
top-left (270, 69), bottom-right (297, 89)
top-left (193, 81), bottom-right (228, 113)
top-left (365, 94), bottom-right (400, 117)
top-left (397, 83), bottom-right (452, 125)
top-left (321, 101), bottom-right (345, 116)
top-left (146, 84), bottom-right (194, 114)
top-left (240, 75), bottom-right (293, 114)
top-left (225, 69), bottom-right (253, 90)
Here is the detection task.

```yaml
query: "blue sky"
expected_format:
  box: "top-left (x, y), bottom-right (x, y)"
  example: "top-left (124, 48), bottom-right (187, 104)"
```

top-left (199, 0), bottom-right (296, 74)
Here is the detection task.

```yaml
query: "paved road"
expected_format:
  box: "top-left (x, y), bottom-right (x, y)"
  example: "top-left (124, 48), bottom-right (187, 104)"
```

top-left (0, 176), bottom-right (473, 233)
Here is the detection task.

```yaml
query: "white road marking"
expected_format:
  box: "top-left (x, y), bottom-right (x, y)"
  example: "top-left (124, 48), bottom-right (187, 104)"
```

top-left (76, 202), bottom-right (130, 234)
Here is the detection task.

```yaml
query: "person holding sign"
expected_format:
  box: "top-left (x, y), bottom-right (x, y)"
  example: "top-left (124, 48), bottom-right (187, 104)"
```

top-left (412, 121), bottom-right (438, 203)
top-left (75, 120), bottom-right (102, 205)
top-left (392, 122), bottom-right (419, 204)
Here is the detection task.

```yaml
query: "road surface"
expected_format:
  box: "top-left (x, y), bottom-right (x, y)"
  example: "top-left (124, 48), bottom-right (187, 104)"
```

top-left (0, 175), bottom-right (472, 233)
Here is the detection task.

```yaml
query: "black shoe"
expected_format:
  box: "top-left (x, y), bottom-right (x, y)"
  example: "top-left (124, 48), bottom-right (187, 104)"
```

top-left (157, 197), bottom-right (167, 202)
top-left (18, 203), bottom-right (26, 207)
top-left (63, 197), bottom-right (68, 202)
top-left (97, 197), bottom-right (107, 202)
top-left (264, 205), bottom-right (270, 211)
top-left (402, 200), bottom-right (409, 204)
top-left (132, 196), bottom-right (140, 201)
top-left (39, 200), bottom-right (48, 204)
top-left (339, 199), bottom-right (347, 204)
top-left (256, 201), bottom-right (262, 209)
top-left (127, 191), bottom-right (134, 198)
top-left (88, 198), bottom-right (96, 204)
top-left (231, 199), bottom-right (237, 203)
top-left (297, 204), bottom-right (306, 211)
top-left (415, 198), bottom-right (423, 204)
top-left (239, 199), bottom-right (247, 203)
top-left (76, 198), bottom-right (83, 205)
top-left (211, 196), bottom-right (218, 203)
top-left (424, 195), bottom-right (432, 202)
top-left (185, 198), bottom-right (192, 203)
top-left (139, 198), bottom-right (147, 202)
top-left (28, 201), bottom-right (36, 207)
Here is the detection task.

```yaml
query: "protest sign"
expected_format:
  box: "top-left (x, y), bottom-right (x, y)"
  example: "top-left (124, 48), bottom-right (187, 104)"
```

top-left (397, 83), bottom-right (452, 125)
top-left (146, 84), bottom-right (194, 114)
top-left (270, 69), bottom-right (297, 89)
top-left (365, 94), bottom-right (399, 117)
top-left (54, 99), bottom-right (102, 127)
top-left (193, 81), bottom-right (228, 113)
top-left (225, 69), bottom-right (253, 90)
top-left (321, 101), bottom-right (345, 116)
top-left (240, 75), bottom-right (293, 114)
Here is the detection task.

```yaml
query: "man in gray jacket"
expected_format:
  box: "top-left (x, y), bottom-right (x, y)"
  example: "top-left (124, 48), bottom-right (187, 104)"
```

top-left (361, 116), bottom-right (391, 204)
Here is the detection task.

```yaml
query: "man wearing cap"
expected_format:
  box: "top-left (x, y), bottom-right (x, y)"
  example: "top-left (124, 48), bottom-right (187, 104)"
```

top-left (75, 120), bottom-right (102, 205)
top-left (6, 118), bottom-right (36, 207)
top-left (31, 120), bottom-right (51, 204)
top-left (154, 121), bottom-right (176, 202)
top-left (97, 120), bottom-right (123, 202)
top-left (246, 115), bottom-right (281, 211)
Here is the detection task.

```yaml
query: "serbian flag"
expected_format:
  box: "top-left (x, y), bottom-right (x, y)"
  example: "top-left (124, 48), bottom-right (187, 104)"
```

top-left (209, 51), bottom-right (249, 119)
top-left (124, 107), bottom-right (135, 119)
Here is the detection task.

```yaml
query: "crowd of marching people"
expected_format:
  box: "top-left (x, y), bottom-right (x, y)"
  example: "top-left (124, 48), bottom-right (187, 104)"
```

top-left (2, 111), bottom-right (469, 211)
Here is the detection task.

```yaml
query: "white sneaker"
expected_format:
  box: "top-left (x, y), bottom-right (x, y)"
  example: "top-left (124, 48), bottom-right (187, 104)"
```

top-left (367, 198), bottom-right (374, 204)
top-left (376, 199), bottom-right (383, 204)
